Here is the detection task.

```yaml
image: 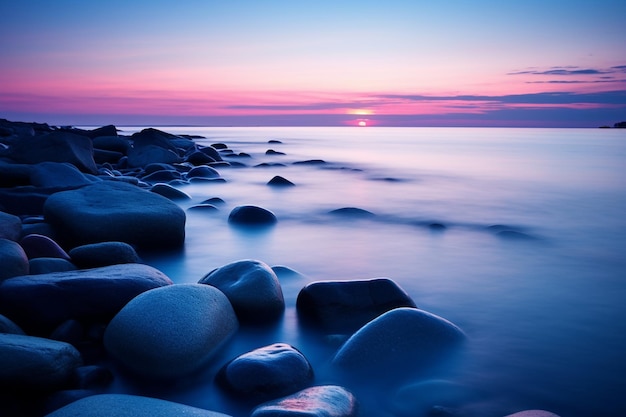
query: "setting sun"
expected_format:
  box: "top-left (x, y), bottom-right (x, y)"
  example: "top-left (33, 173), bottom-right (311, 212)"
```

top-left (358, 120), bottom-right (367, 127)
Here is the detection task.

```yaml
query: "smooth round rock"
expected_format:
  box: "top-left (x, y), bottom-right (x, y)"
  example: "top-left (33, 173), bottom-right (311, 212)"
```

top-left (30, 161), bottom-right (97, 188)
top-left (0, 313), bottom-right (24, 335)
top-left (29, 258), bottom-right (77, 274)
top-left (0, 238), bottom-right (29, 281)
top-left (217, 343), bottom-right (313, 400)
top-left (104, 284), bottom-right (238, 379)
top-left (149, 183), bottom-right (191, 201)
top-left (68, 242), bottom-right (141, 268)
top-left (0, 263), bottom-right (173, 335)
top-left (0, 211), bottom-right (21, 241)
top-left (199, 259), bottom-right (285, 323)
top-left (43, 181), bottom-right (186, 249)
top-left (267, 175), bottom-right (295, 187)
top-left (296, 278), bottom-right (417, 334)
top-left (250, 385), bottom-right (358, 417)
top-left (228, 205), bottom-right (277, 226)
top-left (332, 307), bottom-right (465, 378)
top-left (0, 333), bottom-right (82, 389)
top-left (186, 165), bottom-right (220, 179)
top-left (44, 394), bottom-right (233, 417)
top-left (20, 234), bottom-right (70, 260)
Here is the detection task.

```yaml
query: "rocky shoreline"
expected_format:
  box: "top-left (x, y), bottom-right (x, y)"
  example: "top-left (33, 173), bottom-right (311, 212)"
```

top-left (0, 118), bottom-right (561, 417)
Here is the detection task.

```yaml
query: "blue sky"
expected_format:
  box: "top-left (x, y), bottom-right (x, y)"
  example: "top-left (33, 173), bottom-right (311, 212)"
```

top-left (1, 0), bottom-right (625, 126)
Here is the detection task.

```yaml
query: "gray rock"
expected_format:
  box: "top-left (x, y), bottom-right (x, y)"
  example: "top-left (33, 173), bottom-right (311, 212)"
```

top-left (30, 162), bottom-right (97, 188)
top-left (217, 343), bottom-right (313, 400)
top-left (0, 333), bottom-right (82, 389)
top-left (228, 205), bottom-right (277, 226)
top-left (0, 210), bottom-right (21, 241)
top-left (250, 385), bottom-right (358, 417)
top-left (150, 183), bottom-right (191, 201)
top-left (7, 131), bottom-right (97, 174)
top-left (0, 313), bottom-right (24, 334)
top-left (104, 284), bottom-right (238, 379)
top-left (44, 394), bottom-right (233, 417)
top-left (333, 307), bottom-right (465, 378)
top-left (0, 263), bottom-right (173, 335)
top-left (296, 278), bottom-right (417, 334)
top-left (43, 181), bottom-right (186, 249)
top-left (0, 238), bottom-right (29, 281)
top-left (68, 241), bottom-right (141, 268)
top-left (199, 259), bottom-right (285, 323)
top-left (29, 257), bottom-right (77, 274)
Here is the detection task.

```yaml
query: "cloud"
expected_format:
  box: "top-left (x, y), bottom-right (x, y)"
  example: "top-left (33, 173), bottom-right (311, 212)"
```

top-left (507, 65), bottom-right (624, 76)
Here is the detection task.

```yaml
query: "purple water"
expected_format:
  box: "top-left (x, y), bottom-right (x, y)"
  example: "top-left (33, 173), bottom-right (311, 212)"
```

top-left (106, 126), bottom-right (626, 416)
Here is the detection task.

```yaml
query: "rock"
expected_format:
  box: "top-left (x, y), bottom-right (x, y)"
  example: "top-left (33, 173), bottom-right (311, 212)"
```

top-left (267, 175), bottom-right (295, 187)
top-left (328, 207), bottom-right (375, 218)
top-left (390, 379), bottom-right (476, 417)
top-left (92, 135), bottom-right (130, 153)
top-left (20, 234), bottom-right (70, 259)
top-left (140, 169), bottom-right (182, 183)
top-left (44, 394), bottom-right (234, 417)
top-left (0, 210), bottom-right (21, 240)
top-left (266, 149), bottom-right (286, 155)
top-left (198, 145), bottom-right (223, 161)
top-left (0, 263), bottom-right (173, 335)
top-left (296, 278), bottom-right (417, 334)
top-left (0, 238), bottom-right (29, 281)
top-left (186, 150), bottom-right (216, 165)
top-left (186, 165), bottom-right (220, 180)
top-left (68, 242), bottom-right (141, 268)
top-left (188, 204), bottom-right (219, 211)
top-left (104, 284), bottom-right (238, 379)
top-left (202, 197), bottom-right (226, 205)
top-left (0, 313), bottom-right (25, 334)
top-left (127, 145), bottom-right (180, 168)
top-left (29, 258), bottom-right (77, 274)
top-left (217, 343), bottom-right (313, 400)
top-left (30, 162), bottom-right (97, 188)
top-left (199, 259), bottom-right (285, 323)
top-left (250, 385), bottom-right (358, 417)
top-left (72, 365), bottom-right (113, 389)
top-left (268, 139), bottom-right (282, 144)
top-left (43, 181), bottom-right (186, 249)
top-left (503, 411), bottom-right (562, 417)
top-left (7, 130), bottom-right (98, 174)
top-left (0, 333), bottom-right (82, 389)
top-left (150, 183), bottom-right (191, 201)
top-left (332, 307), bottom-right (465, 378)
top-left (228, 205), bottom-right (277, 226)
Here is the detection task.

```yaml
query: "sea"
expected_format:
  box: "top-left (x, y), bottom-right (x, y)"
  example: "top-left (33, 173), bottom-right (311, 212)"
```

top-left (104, 126), bottom-right (626, 417)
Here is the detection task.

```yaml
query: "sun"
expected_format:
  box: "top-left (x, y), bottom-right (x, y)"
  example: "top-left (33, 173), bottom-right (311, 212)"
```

top-left (358, 120), bottom-right (367, 127)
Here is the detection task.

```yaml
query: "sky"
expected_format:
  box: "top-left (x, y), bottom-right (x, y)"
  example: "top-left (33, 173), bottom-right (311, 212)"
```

top-left (1, 0), bottom-right (625, 127)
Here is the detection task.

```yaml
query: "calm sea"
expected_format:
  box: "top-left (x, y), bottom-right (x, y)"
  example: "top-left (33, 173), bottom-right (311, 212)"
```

top-left (113, 127), bottom-right (626, 417)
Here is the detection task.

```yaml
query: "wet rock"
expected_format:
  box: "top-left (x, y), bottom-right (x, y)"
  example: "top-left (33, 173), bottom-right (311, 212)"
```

top-left (20, 234), bottom-right (70, 260)
top-left (266, 149), bottom-right (286, 155)
top-left (0, 263), bottom-right (173, 335)
top-left (188, 204), bottom-right (219, 211)
top-left (6, 130), bottom-right (98, 174)
top-left (250, 385), bottom-right (358, 417)
top-left (30, 162), bottom-right (98, 188)
top-left (44, 393), bottom-right (234, 417)
top-left (0, 210), bottom-right (21, 240)
top-left (328, 207), bottom-right (375, 218)
top-left (186, 165), bottom-right (220, 180)
top-left (293, 159), bottom-right (326, 166)
top-left (228, 205), bottom-right (277, 226)
top-left (43, 181), bottom-right (186, 249)
top-left (297, 278), bottom-right (417, 334)
top-left (333, 307), bottom-right (465, 379)
top-left (217, 343), bottom-right (313, 401)
top-left (267, 175), bottom-right (295, 187)
top-left (202, 197), bottom-right (226, 205)
top-left (127, 145), bottom-right (180, 168)
top-left (92, 135), bottom-right (130, 154)
top-left (150, 183), bottom-right (191, 201)
top-left (198, 145), bottom-right (223, 162)
top-left (199, 259), bottom-right (285, 323)
top-left (104, 284), bottom-right (238, 379)
top-left (0, 333), bottom-right (82, 389)
top-left (68, 241), bottom-right (141, 268)
top-left (186, 150), bottom-right (216, 165)
top-left (140, 169), bottom-right (182, 183)
top-left (29, 258), bottom-right (77, 274)
top-left (0, 238), bottom-right (29, 281)
top-left (268, 139), bottom-right (282, 144)
top-left (0, 313), bottom-right (24, 335)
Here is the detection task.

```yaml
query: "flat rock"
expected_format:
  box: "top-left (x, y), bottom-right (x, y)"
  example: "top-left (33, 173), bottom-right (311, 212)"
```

top-left (44, 394), bottom-right (233, 417)
top-left (104, 284), bottom-right (238, 379)
top-left (43, 181), bottom-right (186, 249)
top-left (333, 307), bottom-right (465, 379)
top-left (0, 238), bottom-right (29, 281)
top-left (0, 333), bottom-right (82, 390)
top-left (297, 278), bottom-right (417, 334)
top-left (68, 241), bottom-right (141, 268)
top-left (228, 205), bottom-right (277, 226)
top-left (217, 343), bottom-right (313, 401)
top-left (0, 210), bottom-right (21, 240)
top-left (250, 385), bottom-right (358, 417)
top-left (199, 259), bottom-right (285, 323)
top-left (0, 263), bottom-right (173, 335)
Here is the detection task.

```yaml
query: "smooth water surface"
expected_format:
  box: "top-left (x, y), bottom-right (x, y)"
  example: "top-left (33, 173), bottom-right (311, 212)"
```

top-left (118, 127), bottom-right (626, 416)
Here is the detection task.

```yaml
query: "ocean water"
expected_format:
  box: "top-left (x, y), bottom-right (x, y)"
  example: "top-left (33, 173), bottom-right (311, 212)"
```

top-left (115, 127), bottom-right (625, 416)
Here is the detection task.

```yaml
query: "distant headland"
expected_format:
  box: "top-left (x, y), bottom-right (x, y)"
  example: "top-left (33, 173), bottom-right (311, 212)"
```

top-left (599, 121), bottom-right (626, 128)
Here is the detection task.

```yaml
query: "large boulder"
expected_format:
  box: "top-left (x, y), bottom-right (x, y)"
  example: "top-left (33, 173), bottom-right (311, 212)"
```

top-left (0, 333), bottom-right (82, 390)
top-left (0, 263), bottom-right (173, 335)
top-left (7, 131), bottom-right (97, 174)
top-left (104, 284), bottom-right (238, 379)
top-left (296, 278), bottom-right (417, 334)
top-left (43, 181), bottom-right (186, 249)
top-left (44, 394), bottom-right (233, 417)
top-left (250, 385), bottom-right (358, 417)
top-left (332, 308), bottom-right (465, 379)
top-left (199, 259), bottom-right (285, 323)
top-left (0, 210), bottom-right (21, 241)
top-left (0, 238), bottom-right (29, 281)
top-left (217, 343), bottom-right (313, 401)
